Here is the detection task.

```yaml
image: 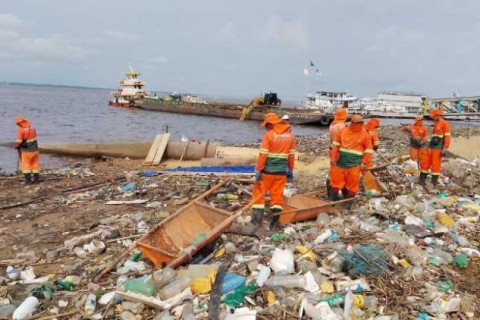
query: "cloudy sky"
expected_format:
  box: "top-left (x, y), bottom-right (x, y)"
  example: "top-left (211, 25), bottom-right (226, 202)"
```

top-left (0, 0), bottom-right (478, 99)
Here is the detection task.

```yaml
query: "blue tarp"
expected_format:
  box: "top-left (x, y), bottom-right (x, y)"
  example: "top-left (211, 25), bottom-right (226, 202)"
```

top-left (138, 171), bottom-right (160, 177)
top-left (167, 165), bottom-right (255, 173)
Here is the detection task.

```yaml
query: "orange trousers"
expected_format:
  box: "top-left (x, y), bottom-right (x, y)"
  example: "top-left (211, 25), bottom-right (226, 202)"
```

top-left (21, 151), bottom-right (40, 174)
top-left (427, 149), bottom-right (442, 176)
top-left (252, 173), bottom-right (287, 211)
top-left (410, 147), bottom-right (429, 171)
top-left (330, 165), bottom-right (361, 194)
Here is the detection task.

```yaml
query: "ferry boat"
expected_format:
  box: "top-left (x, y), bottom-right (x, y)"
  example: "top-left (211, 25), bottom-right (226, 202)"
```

top-left (304, 91), bottom-right (358, 112)
top-left (109, 69), bottom-right (150, 107)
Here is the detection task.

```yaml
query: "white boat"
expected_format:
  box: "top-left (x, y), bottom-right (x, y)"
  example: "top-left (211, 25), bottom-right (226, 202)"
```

top-left (304, 91), bottom-right (357, 112)
top-left (109, 68), bottom-right (150, 107)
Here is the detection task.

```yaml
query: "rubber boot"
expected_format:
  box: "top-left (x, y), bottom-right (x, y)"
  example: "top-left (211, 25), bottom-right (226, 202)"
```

top-left (269, 208), bottom-right (282, 231)
top-left (250, 209), bottom-right (264, 227)
top-left (328, 188), bottom-right (340, 201)
top-left (418, 172), bottom-right (427, 185)
top-left (33, 173), bottom-right (40, 184)
top-left (431, 175), bottom-right (439, 186)
top-left (24, 173), bottom-right (32, 184)
top-left (343, 190), bottom-right (355, 210)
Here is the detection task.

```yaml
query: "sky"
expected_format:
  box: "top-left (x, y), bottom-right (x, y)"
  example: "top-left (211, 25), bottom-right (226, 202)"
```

top-left (0, 0), bottom-right (479, 100)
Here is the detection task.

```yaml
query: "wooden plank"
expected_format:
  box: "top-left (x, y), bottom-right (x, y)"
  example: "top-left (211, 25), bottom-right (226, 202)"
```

top-left (143, 134), bottom-right (163, 165)
top-left (152, 133), bottom-right (171, 165)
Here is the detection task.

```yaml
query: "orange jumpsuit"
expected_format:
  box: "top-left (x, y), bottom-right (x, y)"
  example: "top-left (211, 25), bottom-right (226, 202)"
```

top-left (15, 119), bottom-right (40, 174)
top-left (330, 124), bottom-right (373, 195)
top-left (401, 122), bottom-right (428, 170)
top-left (253, 122), bottom-right (295, 211)
top-left (426, 118), bottom-right (451, 177)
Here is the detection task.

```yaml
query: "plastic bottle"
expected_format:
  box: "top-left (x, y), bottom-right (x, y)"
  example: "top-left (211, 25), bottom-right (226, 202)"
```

top-left (313, 229), bottom-right (333, 244)
top-left (221, 273), bottom-right (246, 295)
top-left (181, 302), bottom-right (196, 320)
top-left (216, 193), bottom-right (239, 201)
top-left (12, 296), bottom-right (39, 320)
top-left (316, 212), bottom-right (330, 227)
top-left (123, 279), bottom-right (156, 297)
top-left (329, 255), bottom-right (345, 273)
top-left (158, 276), bottom-right (192, 300)
top-left (266, 275), bottom-right (306, 288)
top-left (84, 293), bottom-right (97, 315)
top-left (424, 237), bottom-right (444, 245)
top-left (320, 295), bottom-right (344, 307)
top-left (256, 266), bottom-right (271, 287)
top-left (55, 279), bottom-right (75, 291)
top-left (152, 267), bottom-right (176, 289)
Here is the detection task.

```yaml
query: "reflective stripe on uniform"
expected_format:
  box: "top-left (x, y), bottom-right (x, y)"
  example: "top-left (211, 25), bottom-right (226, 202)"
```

top-left (252, 204), bottom-right (265, 209)
top-left (444, 133), bottom-right (451, 136)
top-left (267, 153), bottom-right (288, 159)
top-left (271, 204), bottom-right (283, 210)
top-left (332, 141), bottom-right (341, 147)
top-left (289, 149), bottom-right (295, 154)
top-left (259, 148), bottom-right (269, 154)
top-left (364, 149), bottom-right (373, 154)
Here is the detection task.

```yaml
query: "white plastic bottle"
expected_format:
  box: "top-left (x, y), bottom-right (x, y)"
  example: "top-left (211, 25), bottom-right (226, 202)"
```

top-left (152, 267), bottom-right (176, 289)
top-left (12, 296), bottom-right (39, 320)
top-left (256, 266), bottom-right (271, 287)
top-left (84, 293), bottom-right (97, 315)
top-left (266, 275), bottom-right (306, 288)
top-left (158, 276), bottom-right (192, 300)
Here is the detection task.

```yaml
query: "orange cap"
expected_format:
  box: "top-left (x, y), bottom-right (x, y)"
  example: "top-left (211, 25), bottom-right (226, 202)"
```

top-left (334, 108), bottom-right (348, 121)
top-left (415, 115), bottom-right (424, 123)
top-left (15, 115), bottom-right (26, 125)
top-left (351, 114), bottom-right (364, 123)
top-left (430, 109), bottom-right (443, 118)
top-left (260, 113), bottom-right (281, 127)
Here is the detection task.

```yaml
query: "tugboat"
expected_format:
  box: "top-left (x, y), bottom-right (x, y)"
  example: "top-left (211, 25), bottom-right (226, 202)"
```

top-left (109, 69), bottom-right (150, 107)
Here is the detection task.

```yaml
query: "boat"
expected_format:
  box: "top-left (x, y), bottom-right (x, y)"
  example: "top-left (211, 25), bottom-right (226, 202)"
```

top-left (304, 91), bottom-right (358, 112)
top-left (139, 93), bottom-right (334, 126)
top-left (109, 69), bottom-right (150, 107)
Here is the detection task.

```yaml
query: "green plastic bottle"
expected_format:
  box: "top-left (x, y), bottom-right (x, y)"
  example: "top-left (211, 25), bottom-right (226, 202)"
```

top-left (55, 279), bottom-right (75, 291)
top-left (123, 279), bottom-right (156, 297)
top-left (319, 294), bottom-right (344, 307)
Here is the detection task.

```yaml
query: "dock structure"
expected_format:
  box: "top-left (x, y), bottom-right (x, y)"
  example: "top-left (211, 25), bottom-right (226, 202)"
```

top-left (429, 95), bottom-right (480, 114)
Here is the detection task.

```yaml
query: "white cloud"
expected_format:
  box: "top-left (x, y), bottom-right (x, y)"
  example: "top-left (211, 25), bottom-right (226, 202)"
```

top-left (152, 56), bottom-right (169, 64)
top-left (0, 13), bottom-right (87, 62)
top-left (217, 21), bottom-right (239, 44)
top-left (262, 16), bottom-right (308, 48)
top-left (103, 30), bottom-right (139, 41)
top-left (0, 13), bottom-right (23, 29)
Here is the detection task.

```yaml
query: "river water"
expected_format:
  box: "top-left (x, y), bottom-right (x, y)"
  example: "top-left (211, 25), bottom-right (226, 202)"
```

top-left (1, 84), bottom-right (477, 174)
top-left (0, 84), bottom-right (325, 173)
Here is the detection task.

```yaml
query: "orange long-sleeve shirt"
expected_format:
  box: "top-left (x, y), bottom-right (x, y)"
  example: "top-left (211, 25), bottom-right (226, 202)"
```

top-left (256, 123), bottom-right (295, 174)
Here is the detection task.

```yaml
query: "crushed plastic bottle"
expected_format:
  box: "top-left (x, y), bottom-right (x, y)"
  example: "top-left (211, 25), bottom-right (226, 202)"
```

top-left (12, 297), bottom-right (39, 320)
top-left (158, 276), bottom-right (192, 300)
top-left (123, 278), bottom-right (156, 297)
top-left (216, 193), bottom-right (239, 201)
top-left (151, 267), bottom-right (176, 289)
top-left (266, 275), bottom-right (306, 288)
top-left (256, 266), bottom-right (271, 287)
top-left (84, 293), bottom-right (96, 315)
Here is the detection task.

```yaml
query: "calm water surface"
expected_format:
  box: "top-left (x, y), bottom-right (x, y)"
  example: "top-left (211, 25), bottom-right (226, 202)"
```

top-left (0, 84), bottom-right (324, 173)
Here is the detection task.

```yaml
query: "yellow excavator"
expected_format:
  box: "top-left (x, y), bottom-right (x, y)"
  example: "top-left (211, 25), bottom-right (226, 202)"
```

top-left (239, 92), bottom-right (281, 121)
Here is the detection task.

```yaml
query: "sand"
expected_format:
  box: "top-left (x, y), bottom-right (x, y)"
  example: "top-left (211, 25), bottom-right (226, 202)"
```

top-left (449, 135), bottom-right (480, 160)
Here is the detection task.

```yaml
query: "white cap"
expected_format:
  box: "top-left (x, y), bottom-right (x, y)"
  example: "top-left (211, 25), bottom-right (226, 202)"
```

top-left (281, 114), bottom-right (289, 120)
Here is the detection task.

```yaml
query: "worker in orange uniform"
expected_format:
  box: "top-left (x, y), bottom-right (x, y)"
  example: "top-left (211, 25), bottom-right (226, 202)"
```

top-left (401, 115), bottom-right (429, 183)
top-left (327, 108), bottom-right (348, 194)
top-left (426, 109), bottom-right (451, 186)
top-left (15, 116), bottom-right (41, 183)
top-left (251, 113), bottom-right (296, 230)
top-left (329, 115), bottom-right (373, 201)
top-left (364, 118), bottom-right (381, 151)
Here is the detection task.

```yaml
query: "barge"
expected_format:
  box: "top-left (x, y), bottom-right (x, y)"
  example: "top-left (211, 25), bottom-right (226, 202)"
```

top-left (138, 96), bottom-right (334, 125)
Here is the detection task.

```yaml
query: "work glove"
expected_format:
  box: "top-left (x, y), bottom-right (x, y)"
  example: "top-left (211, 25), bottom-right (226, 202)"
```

top-left (286, 169), bottom-right (294, 183)
top-left (255, 171), bottom-right (262, 182)
top-left (360, 163), bottom-right (369, 172)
